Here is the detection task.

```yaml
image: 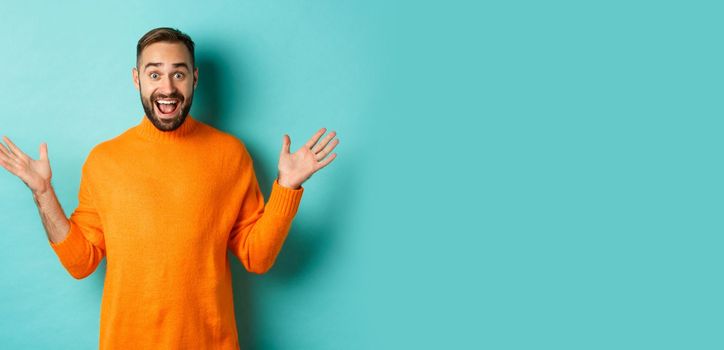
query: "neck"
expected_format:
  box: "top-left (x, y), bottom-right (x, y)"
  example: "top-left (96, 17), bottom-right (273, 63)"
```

top-left (135, 114), bottom-right (199, 143)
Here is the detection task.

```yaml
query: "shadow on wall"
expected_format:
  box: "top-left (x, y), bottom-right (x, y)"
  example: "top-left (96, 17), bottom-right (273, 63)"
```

top-left (192, 44), bottom-right (357, 349)
top-left (228, 163), bottom-right (358, 349)
top-left (191, 43), bottom-right (248, 128)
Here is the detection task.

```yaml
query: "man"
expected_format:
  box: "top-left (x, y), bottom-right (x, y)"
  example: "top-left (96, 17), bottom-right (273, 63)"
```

top-left (0, 27), bottom-right (339, 349)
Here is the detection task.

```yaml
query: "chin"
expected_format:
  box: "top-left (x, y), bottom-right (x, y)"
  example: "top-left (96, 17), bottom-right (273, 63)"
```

top-left (153, 113), bottom-right (187, 131)
top-left (141, 97), bottom-right (193, 132)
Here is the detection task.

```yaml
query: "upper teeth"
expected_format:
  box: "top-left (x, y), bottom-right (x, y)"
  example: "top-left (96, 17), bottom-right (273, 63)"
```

top-left (157, 100), bottom-right (177, 104)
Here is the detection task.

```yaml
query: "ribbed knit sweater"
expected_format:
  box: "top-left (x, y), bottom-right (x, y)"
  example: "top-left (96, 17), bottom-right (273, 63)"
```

top-left (48, 114), bottom-right (304, 349)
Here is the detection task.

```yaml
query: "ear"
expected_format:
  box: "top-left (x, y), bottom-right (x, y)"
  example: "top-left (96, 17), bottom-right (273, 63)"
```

top-left (193, 67), bottom-right (199, 90)
top-left (132, 67), bottom-right (140, 90)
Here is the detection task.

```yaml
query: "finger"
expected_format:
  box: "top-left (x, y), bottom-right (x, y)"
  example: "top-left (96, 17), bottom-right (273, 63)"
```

top-left (316, 153), bottom-right (337, 170)
top-left (39, 143), bottom-right (48, 161)
top-left (1, 136), bottom-right (18, 157)
top-left (303, 128), bottom-right (327, 150)
top-left (0, 145), bottom-right (11, 162)
top-left (2, 136), bottom-right (30, 161)
top-left (0, 156), bottom-right (20, 176)
top-left (0, 140), bottom-right (13, 158)
top-left (311, 131), bottom-right (337, 153)
top-left (281, 134), bottom-right (291, 155)
top-left (0, 147), bottom-right (21, 167)
top-left (315, 138), bottom-right (340, 161)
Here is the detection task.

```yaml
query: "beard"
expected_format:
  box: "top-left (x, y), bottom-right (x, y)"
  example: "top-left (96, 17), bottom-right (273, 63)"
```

top-left (139, 85), bottom-right (194, 132)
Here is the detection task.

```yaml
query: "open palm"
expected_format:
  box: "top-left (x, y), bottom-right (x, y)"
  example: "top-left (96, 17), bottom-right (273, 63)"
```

top-left (277, 128), bottom-right (339, 189)
top-left (0, 136), bottom-right (51, 194)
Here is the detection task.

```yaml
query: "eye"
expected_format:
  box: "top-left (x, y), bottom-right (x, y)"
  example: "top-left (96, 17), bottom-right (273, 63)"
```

top-left (150, 72), bottom-right (160, 80)
top-left (174, 72), bottom-right (184, 79)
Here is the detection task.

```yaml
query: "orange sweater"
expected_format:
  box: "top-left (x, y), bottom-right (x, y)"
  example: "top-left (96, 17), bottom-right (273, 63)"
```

top-left (49, 114), bottom-right (304, 349)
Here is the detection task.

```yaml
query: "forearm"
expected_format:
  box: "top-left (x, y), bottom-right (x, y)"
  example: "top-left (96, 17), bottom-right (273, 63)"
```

top-left (243, 214), bottom-right (294, 273)
top-left (32, 183), bottom-right (70, 244)
top-left (229, 179), bottom-right (304, 274)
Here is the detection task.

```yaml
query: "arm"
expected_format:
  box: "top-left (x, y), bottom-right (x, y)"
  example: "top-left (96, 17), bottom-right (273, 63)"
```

top-left (228, 128), bottom-right (338, 274)
top-left (0, 136), bottom-right (105, 279)
top-left (228, 149), bottom-right (304, 274)
top-left (0, 136), bottom-right (69, 242)
top-left (33, 185), bottom-right (71, 244)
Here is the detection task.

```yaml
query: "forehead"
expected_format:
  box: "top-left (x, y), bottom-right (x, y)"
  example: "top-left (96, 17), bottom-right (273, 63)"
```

top-left (138, 42), bottom-right (192, 67)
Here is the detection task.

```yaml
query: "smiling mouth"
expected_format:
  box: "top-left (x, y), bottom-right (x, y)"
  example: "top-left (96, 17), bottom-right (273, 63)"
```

top-left (154, 98), bottom-right (181, 118)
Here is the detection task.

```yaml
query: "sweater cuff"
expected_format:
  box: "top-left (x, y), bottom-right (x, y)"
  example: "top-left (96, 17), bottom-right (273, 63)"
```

top-left (49, 221), bottom-right (87, 262)
top-left (266, 179), bottom-right (304, 217)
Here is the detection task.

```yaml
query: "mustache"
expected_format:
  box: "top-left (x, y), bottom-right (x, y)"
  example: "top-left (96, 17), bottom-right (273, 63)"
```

top-left (151, 92), bottom-right (185, 102)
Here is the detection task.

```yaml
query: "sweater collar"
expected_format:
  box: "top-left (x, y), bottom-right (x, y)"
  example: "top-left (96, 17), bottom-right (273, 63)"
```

top-left (134, 114), bottom-right (199, 143)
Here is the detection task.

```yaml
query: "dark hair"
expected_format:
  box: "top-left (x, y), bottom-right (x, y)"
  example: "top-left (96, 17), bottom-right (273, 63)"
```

top-left (136, 27), bottom-right (195, 68)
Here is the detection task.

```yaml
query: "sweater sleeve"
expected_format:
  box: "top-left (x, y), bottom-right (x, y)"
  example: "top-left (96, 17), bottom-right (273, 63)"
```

top-left (227, 146), bottom-right (304, 274)
top-left (49, 158), bottom-right (106, 280)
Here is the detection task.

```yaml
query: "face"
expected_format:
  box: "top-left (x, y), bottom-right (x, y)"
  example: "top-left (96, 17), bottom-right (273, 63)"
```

top-left (132, 42), bottom-right (198, 131)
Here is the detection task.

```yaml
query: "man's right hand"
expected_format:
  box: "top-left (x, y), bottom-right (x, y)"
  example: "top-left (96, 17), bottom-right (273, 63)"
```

top-left (0, 136), bottom-right (52, 195)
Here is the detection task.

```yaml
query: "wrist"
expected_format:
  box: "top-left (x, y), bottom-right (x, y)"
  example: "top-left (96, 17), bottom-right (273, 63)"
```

top-left (276, 176), bottom-right (300, 190)
top-left (32, 181), bottom-right (53, 199)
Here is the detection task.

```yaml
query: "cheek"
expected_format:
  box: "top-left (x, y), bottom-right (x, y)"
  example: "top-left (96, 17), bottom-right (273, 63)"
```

top-left (141, 90), bottom-right (155, 102)
top-left (137, 79), bottom-right (150, 96)
top-left (182, 84), bottom-right (195, 97)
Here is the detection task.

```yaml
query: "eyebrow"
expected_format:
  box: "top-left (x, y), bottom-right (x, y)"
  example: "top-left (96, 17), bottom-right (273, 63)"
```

top-left (143, 62), bottom-right (190, 71)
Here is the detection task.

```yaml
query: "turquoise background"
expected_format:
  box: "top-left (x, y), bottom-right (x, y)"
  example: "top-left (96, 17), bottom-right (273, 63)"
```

top-left (0, 0), bottom-right (722, 349)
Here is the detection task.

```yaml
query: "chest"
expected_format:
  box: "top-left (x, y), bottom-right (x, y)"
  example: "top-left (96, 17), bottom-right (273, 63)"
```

top-left (93, 149), bottom-right (242, 249)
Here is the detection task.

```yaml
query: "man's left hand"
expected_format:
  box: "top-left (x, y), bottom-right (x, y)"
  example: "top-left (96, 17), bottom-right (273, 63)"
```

top-left (277, 128), bottom-right (339, 189)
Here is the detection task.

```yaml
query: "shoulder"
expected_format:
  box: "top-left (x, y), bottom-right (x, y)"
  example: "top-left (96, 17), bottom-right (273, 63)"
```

top-left (81, 124), bottom-right (137, 170)
top-left (83, 139), bottom-right (113, 169)
top-left (84, 133), bottom-right (124, 165)
top-left (195, 121), bottom-right (253, 164)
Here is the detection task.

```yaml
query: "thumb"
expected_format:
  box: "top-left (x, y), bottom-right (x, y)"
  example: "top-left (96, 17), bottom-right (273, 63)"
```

top-left (281, 134), bottom-right (291, 155)
top-left (39, 143), bottom-right (48, 161)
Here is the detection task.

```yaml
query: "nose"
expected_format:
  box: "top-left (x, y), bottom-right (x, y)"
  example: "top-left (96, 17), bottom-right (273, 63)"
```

top-left (158, 74), bottom-right (177, 95)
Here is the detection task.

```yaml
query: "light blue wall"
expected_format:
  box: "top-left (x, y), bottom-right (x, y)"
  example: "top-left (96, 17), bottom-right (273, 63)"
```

top-left (0, 1), bottom-right (383, 349)
top-left (1, 1), bottom-right (722, 349)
